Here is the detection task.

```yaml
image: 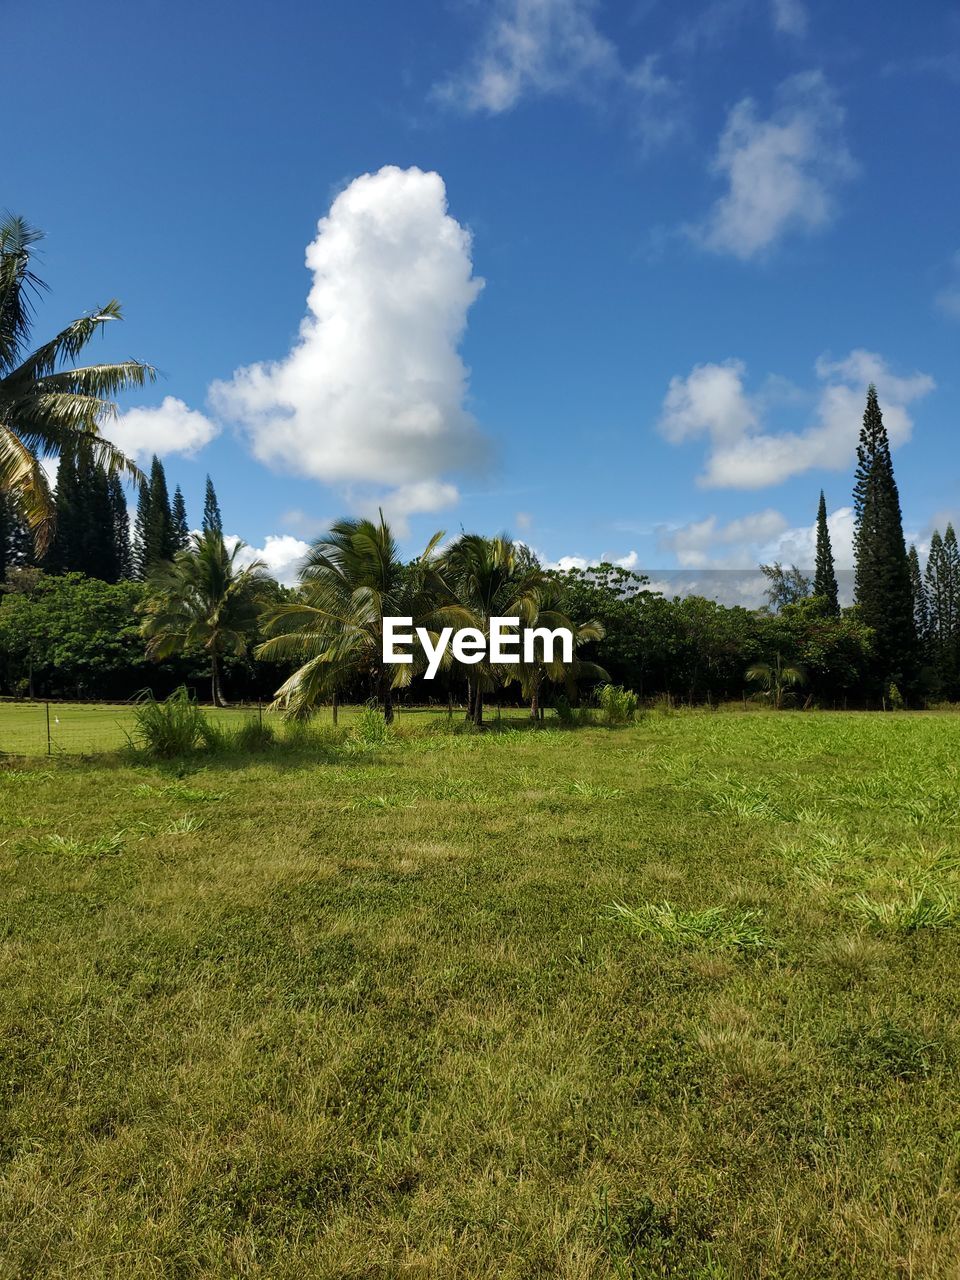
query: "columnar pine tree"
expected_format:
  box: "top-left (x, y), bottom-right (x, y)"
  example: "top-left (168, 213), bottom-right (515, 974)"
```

top-left (108, 475), bottom-right (133, 580)
top-left (132, 481), bottom-right (151, 580)
top-left (43, 450), bottom-right (81, 574)
top-left (0, 492), bottom-right (34, 580)
top-left (813, 491), bottom-right (840, 614)
top-left (143, 455), bottom-right (175, 568)
top-left (852, 385), bottom-right (917, 695)
top-left (75, 445), bottom-right (119, 581)
top-left (925, 525), bottom-right (960, 696)
top-left (907, 544), bottom-right (929, 654)
top-left (202, 475), bottom-right (222, 534)
top-left (171, 486), bottom-right (190, 551)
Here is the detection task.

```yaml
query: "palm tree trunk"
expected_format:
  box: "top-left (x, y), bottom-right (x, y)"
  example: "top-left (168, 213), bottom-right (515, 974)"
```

top-left (211, 653), bottom-right (223, 707)
top-left (530, 675), bottom-right (540, 720)
top-left (382, 679), bottom-right (394, 725)
top-left (466, 679), bottom-right (475, 722)
top-left (473, 685), bottom-right (484, 727)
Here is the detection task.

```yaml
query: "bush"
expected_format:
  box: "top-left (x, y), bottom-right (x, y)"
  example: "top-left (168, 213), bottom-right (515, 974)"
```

top-left (131, 687), bottom-right (208, 758)
top-left (597, 684), bottom-right (640, 726)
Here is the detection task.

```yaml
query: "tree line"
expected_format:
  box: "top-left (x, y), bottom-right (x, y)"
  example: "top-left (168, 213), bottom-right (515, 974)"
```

top-left (2, 212), bottom-right (957, 714)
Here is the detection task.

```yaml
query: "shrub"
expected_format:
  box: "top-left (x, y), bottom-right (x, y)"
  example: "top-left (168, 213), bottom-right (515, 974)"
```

top-left (597, 683), bottom-right (640, 726)
top-left (130, 687), bottom-right (208, 758)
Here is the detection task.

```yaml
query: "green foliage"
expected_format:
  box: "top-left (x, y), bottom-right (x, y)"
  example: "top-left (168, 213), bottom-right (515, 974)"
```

top-left (351, 702), bottom-right (391, 745)
top-left (597, 682), bottom-right (639, 724)
top-left (0, 571), bottom-right (147, 698)
top-left (130, 687), bottom-right (209, 757)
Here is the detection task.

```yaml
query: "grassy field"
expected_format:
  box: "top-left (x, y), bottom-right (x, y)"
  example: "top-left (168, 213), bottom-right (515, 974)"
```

top-left (2, 710), bottom-right (960, 1277)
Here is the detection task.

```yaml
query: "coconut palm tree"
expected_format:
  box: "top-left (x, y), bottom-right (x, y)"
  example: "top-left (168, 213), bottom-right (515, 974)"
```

top-left (140, 531), bottom-right (271, 705)
top-left (256, 514), bottom-right (446, 723)
top-left (438, 534), bottom-right (552, 727)
top-left (0, 215), bottom-right (154, 550)
top-left (516, 598), bottom-right (607, 719)
top-left (745, 652), bottom-right (807, 710)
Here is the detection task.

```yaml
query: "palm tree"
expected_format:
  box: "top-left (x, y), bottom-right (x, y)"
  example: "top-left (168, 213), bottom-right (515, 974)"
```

top-left (256, 514), bottom-right (445, 723)
top-left (745, 652), bottom-right (807, 710)
top-left (516, 599), bottom-right (607, 719)
top-left (438, 534), bottom-right (551, 727)
top-left (0, 215), bottom-right (154, 550)
top-left (140, 531), bottom-right (271, 705)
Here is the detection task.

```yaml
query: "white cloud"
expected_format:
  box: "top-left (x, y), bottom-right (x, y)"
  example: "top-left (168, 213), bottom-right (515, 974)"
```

top-left (210, 166), bottom-right (487, 515)
top-left (659, 508), bottom-right (788, 568)
top-left (515, 510), bottom-right (533, 530)
top-left (692, 71), bottom-right (854, 259)
top-left (614, 549), bottom-right (639, 569)
top-left (935, 251), bottom-right (960, 319)
top-left (761, 504), bottom-right (856, 569)
top-left (658, 349), bottom-right (935, 489)
top-left (109, 396), bottom-right (219, 461)
top-left (548, 554), bottom-right (590, 571)
top-left (350, 479), bottom-right (461, 538)
top-left (770, 0), bottom-right (808, 37)
top-left (229, 533), bottom-right (311, 587)
top-left (434, 0), bottom-right (679, 146)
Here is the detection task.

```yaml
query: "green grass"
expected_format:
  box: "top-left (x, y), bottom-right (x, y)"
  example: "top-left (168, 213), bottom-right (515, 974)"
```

top-left (1, 710), bottom-right (960, 1276)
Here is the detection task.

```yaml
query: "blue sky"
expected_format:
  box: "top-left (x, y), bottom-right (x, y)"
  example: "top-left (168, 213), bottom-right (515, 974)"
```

top-left (9, 0), bottom-right (960, 583)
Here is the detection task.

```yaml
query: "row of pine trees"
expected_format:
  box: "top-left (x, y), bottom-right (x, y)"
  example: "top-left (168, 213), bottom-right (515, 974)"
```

top-left (812, 385), bottom-right (959, 700)
top-left (0, 452), bottom-right (225, 585)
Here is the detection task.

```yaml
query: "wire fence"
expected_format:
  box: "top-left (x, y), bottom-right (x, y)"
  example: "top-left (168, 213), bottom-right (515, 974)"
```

top-left (0, 699), bottom-right (535, 756)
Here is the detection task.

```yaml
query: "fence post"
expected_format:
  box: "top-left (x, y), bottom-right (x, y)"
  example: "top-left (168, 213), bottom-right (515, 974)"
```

top-left (45, 701), bottom-right (51, 756)
top-left (332, 691), bottom-right (338, 726)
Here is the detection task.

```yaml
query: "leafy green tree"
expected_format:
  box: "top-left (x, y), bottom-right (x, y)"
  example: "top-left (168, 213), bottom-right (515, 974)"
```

top-left (0, 214), bottom-right (152, 551)
top-left (140, 530), bottom-right (271, 706)
top-left (171, 485), bottom-right (190, 551)
top-left (202, 475), bottom-right (222, 535)
top-left (853, 385), bottom-right (916, 694)
top-left (257, 515), bottom-right (444, 722)
top-left (0, 571), bottom-right (147, 698)
top-left (813, 491), bottom-right (839, 614)
top-left (760, 562), bottom-right (811, 612)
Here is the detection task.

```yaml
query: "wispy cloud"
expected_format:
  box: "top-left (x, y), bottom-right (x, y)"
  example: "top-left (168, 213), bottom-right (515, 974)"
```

top-left (434, 0), bottom-right (681, 148)
top-left (690, 71), bottom-right (854, 260)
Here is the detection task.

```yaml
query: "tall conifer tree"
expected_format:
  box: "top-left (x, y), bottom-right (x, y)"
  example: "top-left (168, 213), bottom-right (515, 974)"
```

top-left (108, 475), bottom-right (133, 580)
top-left (144, 455), bottom-right (175, 568)
top-left (202, 475), bottom-right (222, 534)
top-left (813, 491), bottom-right (840, 614)
top-left (852, 385), bottom-right (917, 694)
top-left (133, 480), bottom-right (151, 579)
top-left (907, 544), bottom-right (929, 654)
top-left (171, 485), bottom-right (190, 551)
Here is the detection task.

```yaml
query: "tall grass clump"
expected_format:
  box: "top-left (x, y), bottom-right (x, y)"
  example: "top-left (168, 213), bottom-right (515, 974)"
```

top-left (130, 687), bottom-right (208, 758)
top-left (598, 683), bottom-right (640, 726)
top-left (351, 702), bottom-right (391, 746)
